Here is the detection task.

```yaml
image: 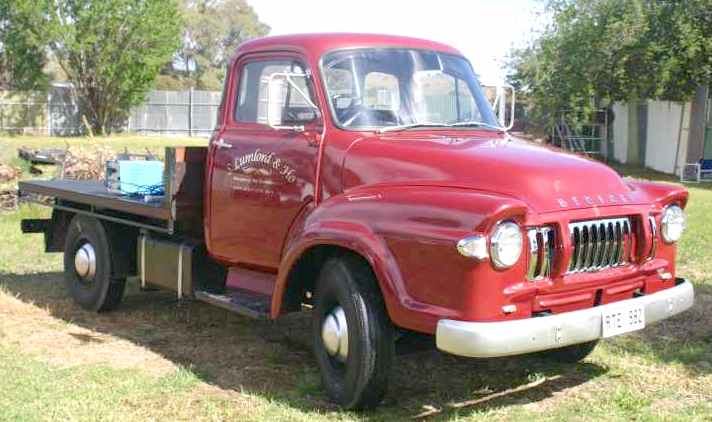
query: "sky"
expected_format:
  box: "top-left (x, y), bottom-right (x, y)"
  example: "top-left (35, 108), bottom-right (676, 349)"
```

top-left (247, 0), bottom-right (546, 84)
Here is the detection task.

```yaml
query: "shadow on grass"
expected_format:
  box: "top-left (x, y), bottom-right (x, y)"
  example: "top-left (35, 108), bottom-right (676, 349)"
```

top-left (606, 281), bottom-right (712, 376)
top-left (0, 271), bottom-right (612, 420)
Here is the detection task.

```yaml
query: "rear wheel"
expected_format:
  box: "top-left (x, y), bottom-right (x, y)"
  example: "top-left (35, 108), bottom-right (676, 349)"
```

top-left (63, 215), bottom-right (126, 312)
top-left (312, 255), bottom-right (394, 410)
top-left (544, 340), bottom-right (599, 363)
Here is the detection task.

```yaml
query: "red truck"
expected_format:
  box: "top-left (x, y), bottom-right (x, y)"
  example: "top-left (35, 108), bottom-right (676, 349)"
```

top-left (19, 33), bottom-right (694, 409)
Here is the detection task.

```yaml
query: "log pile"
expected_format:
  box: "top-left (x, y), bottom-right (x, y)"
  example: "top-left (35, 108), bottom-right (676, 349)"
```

top-left (59, 145), bottom-right (115, 180)
top-left (0, 189), bottom-right (18, 211)
top-left (0, 164), bottom-right (22, 182)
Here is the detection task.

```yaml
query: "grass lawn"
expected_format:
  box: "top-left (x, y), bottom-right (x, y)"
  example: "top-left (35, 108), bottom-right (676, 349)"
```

top-left (0, 135), bottom-right (711, 421)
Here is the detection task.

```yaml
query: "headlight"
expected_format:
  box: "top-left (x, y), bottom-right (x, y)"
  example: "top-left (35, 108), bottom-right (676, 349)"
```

top-left (490, 221), bottom-right (523, 269)
top-left (661, 205), bottom-right (686, 243)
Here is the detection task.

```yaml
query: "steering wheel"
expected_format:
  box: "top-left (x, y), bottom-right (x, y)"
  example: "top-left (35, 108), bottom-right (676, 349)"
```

top-left (342, 107), bottom-right (370, 127)
top-left (342, 106), bottom-right (401, 127)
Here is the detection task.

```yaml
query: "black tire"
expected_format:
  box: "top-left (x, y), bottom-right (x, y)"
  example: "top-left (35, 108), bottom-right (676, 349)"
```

top-left (544, 340), bottom-right (599, 363)
top-left (63, 215), bottom-right (125, 312)
top-left (312, 255), bottom-right (394, 410)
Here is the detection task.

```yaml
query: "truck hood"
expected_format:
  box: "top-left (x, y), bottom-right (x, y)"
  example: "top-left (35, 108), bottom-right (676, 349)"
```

top-left (341, 133), bottom-right (641, 213)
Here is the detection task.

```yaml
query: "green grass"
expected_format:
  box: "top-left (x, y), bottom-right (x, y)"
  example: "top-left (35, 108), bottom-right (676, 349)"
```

top-left (0, 346), bottom-right (201, 421)
top-left (0, 137), bottom-right (711, 421)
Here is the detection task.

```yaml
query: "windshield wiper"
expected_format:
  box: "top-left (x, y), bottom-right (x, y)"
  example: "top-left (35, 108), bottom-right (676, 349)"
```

top-left (448, 121), bottom-right (504, 131)
top-left (378, 122), bottom-right (449, 133)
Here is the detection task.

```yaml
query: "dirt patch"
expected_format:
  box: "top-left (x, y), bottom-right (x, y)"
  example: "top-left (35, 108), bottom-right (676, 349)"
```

top-left (0, 281), bottom-right (177, 376)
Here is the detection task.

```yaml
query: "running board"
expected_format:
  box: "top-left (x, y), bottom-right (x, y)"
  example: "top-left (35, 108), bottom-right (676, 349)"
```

top-left (194, 288), bottom-right (271, 319)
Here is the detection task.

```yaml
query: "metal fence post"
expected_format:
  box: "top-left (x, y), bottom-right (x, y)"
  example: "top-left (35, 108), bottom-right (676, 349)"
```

top-left (47, 90), bottom-right (52, 135)
top-left (188, 87), bottom-right (194, 137)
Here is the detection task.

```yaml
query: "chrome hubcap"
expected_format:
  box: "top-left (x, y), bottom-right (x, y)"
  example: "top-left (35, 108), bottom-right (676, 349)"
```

top-left (74, 243), bottom-right (96, 279)
top-left (321, 306), bottom-right (348, 362)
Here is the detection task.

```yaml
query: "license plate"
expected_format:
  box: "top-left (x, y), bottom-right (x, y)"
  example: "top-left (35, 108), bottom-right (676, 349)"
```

top-left (601, 304), bottom-right (645, 338)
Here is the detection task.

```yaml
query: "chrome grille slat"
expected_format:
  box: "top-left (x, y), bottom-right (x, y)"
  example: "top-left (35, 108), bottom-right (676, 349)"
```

top-left (540, 227), bottom-right (552, 278)
top-left (567, 217), bottom-right (633, 273)
top-left (527, 227), bottom-right (554, 280)
top-left (600, 222), bottom-right (609, 268)
top-left (575, 227), bottom-right (585, 271)
top-left (613, 221), bottom-right (623, 264)
top-left (605, 223), bottom-right (616, 267)
top-left (623, 219), bottom-right (632, 262)
top-left (598, 223), bottom-right (607, 268)
top-left (527, 229), bottom-right (539, 280)
top-left (584, 225), bottom-right (595, 269)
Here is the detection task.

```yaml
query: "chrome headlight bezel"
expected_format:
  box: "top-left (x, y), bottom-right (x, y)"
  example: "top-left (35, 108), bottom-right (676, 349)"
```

top-left (661, 204), bottom-right (686, 243)
top-left (490, 221), bottom-right (523, 269)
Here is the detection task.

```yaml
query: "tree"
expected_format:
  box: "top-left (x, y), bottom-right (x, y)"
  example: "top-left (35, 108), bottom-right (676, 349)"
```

top-left (163, 0), bottom-right (270, 90)
top-left (507, 0), bottom-right (712, 127)
top-left (0, 0), bottom-right (182, 134)
top-left (0, 8), bottom-right (48, 90)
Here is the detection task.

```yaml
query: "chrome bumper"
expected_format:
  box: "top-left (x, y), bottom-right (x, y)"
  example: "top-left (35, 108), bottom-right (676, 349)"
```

top-left (436, 279), bottom-right (694, 358)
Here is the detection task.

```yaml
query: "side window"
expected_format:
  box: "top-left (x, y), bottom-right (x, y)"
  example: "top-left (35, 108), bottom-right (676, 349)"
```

top-left (364, 72), bottom-right (399, 111)
top-left (234, 59), bottom-right (316, 124)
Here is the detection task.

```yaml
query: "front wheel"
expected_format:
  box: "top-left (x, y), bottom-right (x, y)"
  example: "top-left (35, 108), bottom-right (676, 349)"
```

top-left (312, 255), bottom-right (394, 410)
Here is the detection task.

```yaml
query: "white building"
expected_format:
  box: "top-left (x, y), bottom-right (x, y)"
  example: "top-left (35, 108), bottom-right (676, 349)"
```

top-left (610, 87), bottom-right (710, 175)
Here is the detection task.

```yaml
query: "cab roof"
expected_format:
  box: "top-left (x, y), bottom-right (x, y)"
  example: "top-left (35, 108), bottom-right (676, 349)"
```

top-left (235, 33), bottom-right (463, 59)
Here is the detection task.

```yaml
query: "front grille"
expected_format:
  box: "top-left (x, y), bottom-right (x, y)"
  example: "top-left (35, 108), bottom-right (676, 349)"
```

top-left (567, 217), bottom-right (633, 273)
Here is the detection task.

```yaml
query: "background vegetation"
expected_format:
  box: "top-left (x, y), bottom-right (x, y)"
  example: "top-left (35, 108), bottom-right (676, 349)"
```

top-left (0, 0), bottom-right (183, 135)
top-left (507, 0), bottom-right (712, 128)
top-left (158, 0), bottom-right (270, 90)
top-left (0, 0), bottom-right (269, 134)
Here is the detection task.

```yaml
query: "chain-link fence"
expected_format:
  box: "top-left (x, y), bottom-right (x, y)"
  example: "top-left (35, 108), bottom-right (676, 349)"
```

top-left (0, 84), bottom-right (221, 137)
top-left (128, 89), bottom-right (221, 137)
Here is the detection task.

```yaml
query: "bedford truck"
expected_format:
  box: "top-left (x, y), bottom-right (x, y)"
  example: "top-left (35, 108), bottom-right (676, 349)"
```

top-left (19, 33), bottom-right (694, 409)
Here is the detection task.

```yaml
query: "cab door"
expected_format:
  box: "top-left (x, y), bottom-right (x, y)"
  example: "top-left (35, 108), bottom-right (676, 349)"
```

top-left (207, 54), bottom-right (321, 268)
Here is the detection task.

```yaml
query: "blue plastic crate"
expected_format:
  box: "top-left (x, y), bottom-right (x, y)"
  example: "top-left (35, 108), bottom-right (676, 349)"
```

top-left (117, 160), bottom-right (164, 194)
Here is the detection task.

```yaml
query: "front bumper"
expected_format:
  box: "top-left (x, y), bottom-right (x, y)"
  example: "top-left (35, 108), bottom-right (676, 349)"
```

top-left (436, 278), bottom-right (694, 358)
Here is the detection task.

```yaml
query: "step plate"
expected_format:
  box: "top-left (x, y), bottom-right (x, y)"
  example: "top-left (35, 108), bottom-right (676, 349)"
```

top-left (194, 288), bottom-right (271, 319)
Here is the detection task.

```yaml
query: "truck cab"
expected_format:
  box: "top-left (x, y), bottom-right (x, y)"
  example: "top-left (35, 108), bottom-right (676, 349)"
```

top-left (20, 33), bottom-right (694, 410)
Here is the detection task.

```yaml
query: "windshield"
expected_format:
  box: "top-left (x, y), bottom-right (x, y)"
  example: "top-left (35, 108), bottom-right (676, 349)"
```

top-left (322, 48), bottom-right (499, 131)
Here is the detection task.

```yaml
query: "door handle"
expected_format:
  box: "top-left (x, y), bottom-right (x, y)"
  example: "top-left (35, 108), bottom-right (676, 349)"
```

top-left (214, 138), bottom-right (232, 149)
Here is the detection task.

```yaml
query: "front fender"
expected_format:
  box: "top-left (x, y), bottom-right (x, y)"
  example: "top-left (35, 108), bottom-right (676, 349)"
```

top-left (626, 179), bottom-right (688, 208)
top-left (274, 185), bottom-right (529, 333)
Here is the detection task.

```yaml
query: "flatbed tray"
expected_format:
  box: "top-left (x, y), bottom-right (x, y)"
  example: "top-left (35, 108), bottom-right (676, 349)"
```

top-left (18, 179), bottom-right (171, 221)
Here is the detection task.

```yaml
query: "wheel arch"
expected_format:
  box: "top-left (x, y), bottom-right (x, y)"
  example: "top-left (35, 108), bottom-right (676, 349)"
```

top-left (273, 228), bottom-right (406, 328)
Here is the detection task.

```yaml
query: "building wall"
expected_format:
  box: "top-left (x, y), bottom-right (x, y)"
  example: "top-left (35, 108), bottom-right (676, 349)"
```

top-left (644, 101), bottom-right (690, 175)
top-left (687, 86), bottom-right (709, 162)
top-left (612, 102), bottom-right (628, 163)
top-left (612, 99), bottom-right (699, 175)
